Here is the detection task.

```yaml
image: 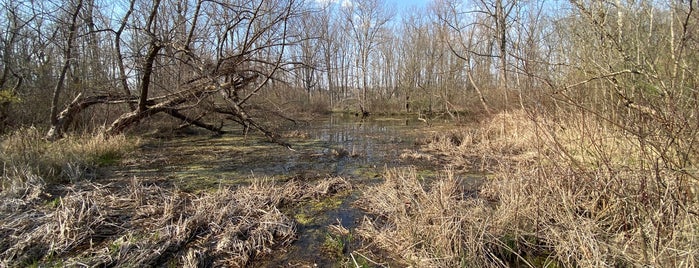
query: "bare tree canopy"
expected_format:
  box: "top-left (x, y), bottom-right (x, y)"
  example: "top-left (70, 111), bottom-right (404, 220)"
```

top-left (0, 0), bottom-right (301, 143)
top-left (0, 0), bottom-right (696, 145)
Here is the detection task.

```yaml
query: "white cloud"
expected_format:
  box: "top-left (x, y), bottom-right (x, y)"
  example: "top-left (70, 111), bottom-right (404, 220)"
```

top-left (313, 0), bottom-right (352, 8)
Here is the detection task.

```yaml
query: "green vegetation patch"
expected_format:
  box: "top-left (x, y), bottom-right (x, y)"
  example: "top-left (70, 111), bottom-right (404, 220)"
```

top-left (0, 89), bottom-right (20, 104)
top-left (292, 191), bottom-right (348, 226)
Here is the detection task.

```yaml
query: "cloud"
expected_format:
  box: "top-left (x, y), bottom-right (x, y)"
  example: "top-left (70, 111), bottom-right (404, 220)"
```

top-left (314, 0), bottom-right (352, 8)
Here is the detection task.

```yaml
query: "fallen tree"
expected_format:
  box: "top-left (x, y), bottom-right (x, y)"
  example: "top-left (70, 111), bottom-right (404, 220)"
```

top-left (43, 0), bottom-right (299, 147)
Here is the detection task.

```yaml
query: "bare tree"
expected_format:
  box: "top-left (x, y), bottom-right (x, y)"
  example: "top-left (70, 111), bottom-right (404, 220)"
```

top-left (46, 0), bottom-right (84, 141)
top-left (290, 6), bottom-right (323, 99)
top-left (341, 0), bottom-right (394, 113)
top-left (436, 0), bottom-right (492, 114)
top-left (32, 0), bottom-right (302, 146)
top-left (0, 0), bottom-right (31, 131)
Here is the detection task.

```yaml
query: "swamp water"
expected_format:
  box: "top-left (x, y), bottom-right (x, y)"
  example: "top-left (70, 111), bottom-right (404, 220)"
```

top-left (110, 114), bottom-right (479, 266)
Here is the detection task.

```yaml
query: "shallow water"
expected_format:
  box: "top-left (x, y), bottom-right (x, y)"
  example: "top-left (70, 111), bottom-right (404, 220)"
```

top-left (264, 114), bottom-right (441, 266)
top-left (110, 114), bottom-right (476, 265)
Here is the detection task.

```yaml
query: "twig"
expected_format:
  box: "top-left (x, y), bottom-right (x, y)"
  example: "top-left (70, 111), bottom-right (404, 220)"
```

top-left (351, 253), bottom-right (359, 268)
top-left (353, 251), bottom-right (387, 267)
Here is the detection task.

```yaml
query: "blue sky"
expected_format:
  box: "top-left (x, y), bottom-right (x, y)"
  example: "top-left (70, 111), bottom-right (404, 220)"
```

top-left (388, 0), bottom-right (430, 9)
top-left (314, 0), bottom-right (432, 11)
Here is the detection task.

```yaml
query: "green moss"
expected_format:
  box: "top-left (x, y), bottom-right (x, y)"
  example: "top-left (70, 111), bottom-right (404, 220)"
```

top-left (45, 198), bottom-right (60, 209)
top-left (310, 195), bottom-right (344, 211)
top-left (295, 213), bottom-right (314, 225)
top-left (321, 233), bottom-right (347, 258)
top-left (95, 151), bottom-right (122, 166)
top-left (293, 195), bottom-right (346, 226)
top-left (0, 89), bottom-right (21, 104)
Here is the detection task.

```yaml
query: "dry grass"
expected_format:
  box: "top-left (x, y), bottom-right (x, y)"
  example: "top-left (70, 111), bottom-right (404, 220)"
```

top-left (356, 167), bottom-right (496, 267)
top-left (0, 127), bottom-right (353, 266)
top-left (418, 110), bottom-right (540, 172)
top-left (359, 110), bottom-right (699, 267)
top-left (0, 127), bottom-right (139, 218)
top-left (0, 177), bottom-right (351, 267)
top-left (1, 127), bottom-right (139, 184)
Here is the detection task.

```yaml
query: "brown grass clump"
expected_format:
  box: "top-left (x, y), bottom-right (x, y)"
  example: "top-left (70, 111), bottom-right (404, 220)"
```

top-left (357, 167), bottom-right (496, 267)
top-left (0, 176), bottom-right (351, 267)
top-left (419, 110), bottom-right (540, 172)
top-left (476, 111), bottom-right (699, 267)
top-left (360, 110), bottom-right (698, 267)
top-left (1, 127), bottom-right (139, 185)
top-left (0, 127), bottom-right (139, 217)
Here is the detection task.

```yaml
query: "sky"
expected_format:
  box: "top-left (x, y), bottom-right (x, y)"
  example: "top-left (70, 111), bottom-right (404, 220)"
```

top-left (315, 0), bottom-right (432, 11)
top-left (387, 0), bottom-right (431, 9)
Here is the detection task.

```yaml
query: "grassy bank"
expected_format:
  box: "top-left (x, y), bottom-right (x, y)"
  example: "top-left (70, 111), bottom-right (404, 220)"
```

top-left (0, 128), bottom-right (352, 266)
top-left (1, 127), bottom-right (139, 204)
top-left (358, 110), bottom-right (698, 267)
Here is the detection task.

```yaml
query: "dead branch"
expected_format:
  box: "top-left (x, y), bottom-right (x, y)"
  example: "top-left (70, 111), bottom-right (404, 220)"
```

top-left (45, 93), bottom-right (137, 141)
top-left (165, 109), bottom-right (225, 135)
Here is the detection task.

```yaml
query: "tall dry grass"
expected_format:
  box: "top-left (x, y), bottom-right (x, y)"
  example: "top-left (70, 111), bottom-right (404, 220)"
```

top-left (356, 167), bottom-right (496, 267)
top-left (1, 127), bottom-right (139, 213)
top-left (0, 177), bottom-right (351, 267)
top-left (1, 127), bottom-right (138, 184)
top-left (360, 110), bottom-right (698, 267)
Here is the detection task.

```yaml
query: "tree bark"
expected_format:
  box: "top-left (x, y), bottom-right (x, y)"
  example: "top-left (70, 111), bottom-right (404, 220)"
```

top-left (138, 0), bottom-right (162, 113)
top-left (46, 94), bottom-right (137, 139)
top-left (115, 0), bottom-right (136, 111)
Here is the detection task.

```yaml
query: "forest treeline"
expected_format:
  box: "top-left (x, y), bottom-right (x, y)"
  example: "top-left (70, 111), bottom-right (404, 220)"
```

top-left (1, 0), bottom-right (694, 138)
top-left (1, 0), bottom-right (698, 266)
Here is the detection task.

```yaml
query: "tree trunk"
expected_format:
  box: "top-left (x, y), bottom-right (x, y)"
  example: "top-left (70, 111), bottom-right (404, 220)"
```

top-left (496, 0), bottom-right (508, 113)
top-left (115, 0), bottom-right (136, 111)
top-left (46, 0), bottom-right (84, 141)
top-left (138, 0), bottom-right (162, 113)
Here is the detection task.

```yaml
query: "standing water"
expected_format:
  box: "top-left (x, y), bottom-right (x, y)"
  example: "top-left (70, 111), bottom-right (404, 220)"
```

top-left (110, 114), bottom-right (457, 265)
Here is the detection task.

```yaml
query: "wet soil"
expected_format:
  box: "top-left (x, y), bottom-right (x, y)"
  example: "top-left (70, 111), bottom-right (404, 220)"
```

top-left (106, 114), bottom-right (483, 266)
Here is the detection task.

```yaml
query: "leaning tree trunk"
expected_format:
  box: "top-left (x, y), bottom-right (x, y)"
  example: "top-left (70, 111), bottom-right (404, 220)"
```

top-left (46, 0), bottom-right (84, 141)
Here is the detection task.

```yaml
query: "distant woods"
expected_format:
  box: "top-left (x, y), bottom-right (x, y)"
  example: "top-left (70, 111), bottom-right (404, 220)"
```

top-left (0, 0), bottom-right (697, 139)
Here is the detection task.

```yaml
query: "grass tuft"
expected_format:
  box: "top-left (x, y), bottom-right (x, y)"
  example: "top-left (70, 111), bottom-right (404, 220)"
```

top-left (359, 110), bottom-right (699, 267)
top-left (0, 176), bottom-right (351, 266)
top-left (1, 127), bottom-right (139, 185)
top-left (357, 167), bottom-right (496, 267)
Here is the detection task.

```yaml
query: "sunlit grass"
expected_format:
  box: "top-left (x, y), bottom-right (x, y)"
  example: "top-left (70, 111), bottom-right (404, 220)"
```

top-left (359, 110), bottom-right (699, 267)
top-left (0, 175), bottom-right (351, 266)
top-left (1, 127), bottom-right (139, 185)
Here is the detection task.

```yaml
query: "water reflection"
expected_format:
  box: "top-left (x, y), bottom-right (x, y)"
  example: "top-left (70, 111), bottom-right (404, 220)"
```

top-left (299, 114), bottom-right (424, 175)
top-left (111, 114), bottom-right (434, 188)
top-left (110, 114), bottom-right (452, 266)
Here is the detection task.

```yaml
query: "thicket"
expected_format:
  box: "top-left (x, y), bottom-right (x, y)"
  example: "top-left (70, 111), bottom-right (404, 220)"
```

top-left (362, 109), bottom-right (697, 266)
top-left (355, 0), bottom-right (699, 266)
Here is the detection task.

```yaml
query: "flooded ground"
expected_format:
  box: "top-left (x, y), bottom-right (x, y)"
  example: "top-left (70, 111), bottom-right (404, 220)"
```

top-left (108, 113), bottom-right (482, 266)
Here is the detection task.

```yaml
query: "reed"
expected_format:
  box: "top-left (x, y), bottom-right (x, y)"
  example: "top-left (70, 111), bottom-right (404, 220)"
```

top-left (359, 110), bottom-right (698, 267)
top-left (0, 175), bottom-right (351, 266)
